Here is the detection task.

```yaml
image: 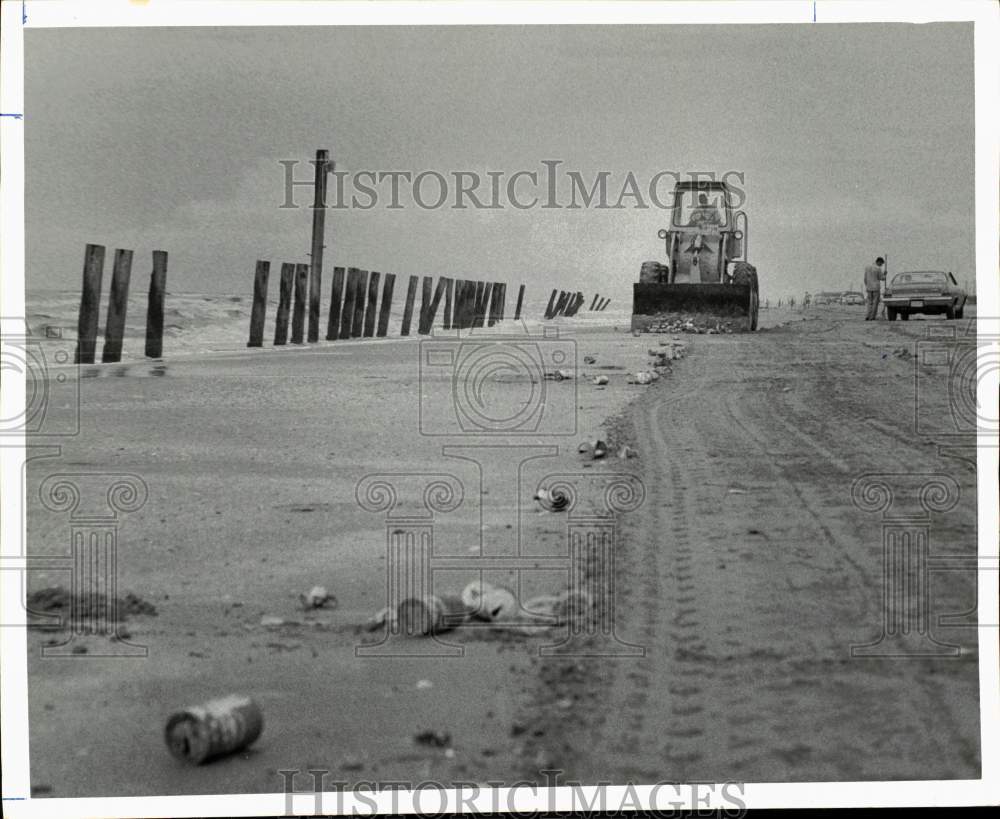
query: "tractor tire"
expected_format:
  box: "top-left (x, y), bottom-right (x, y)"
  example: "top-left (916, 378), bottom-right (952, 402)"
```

top-left (887, 307), bottom-right (898, 321)
top-left (731, 262), bottom-right (759, 331)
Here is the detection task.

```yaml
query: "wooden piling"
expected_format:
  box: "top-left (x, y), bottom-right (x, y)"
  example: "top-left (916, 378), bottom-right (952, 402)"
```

top-left (308, 149), bottom-right (330, 343)
top-left (376, 273), bottom-right (396, 337)
top-left (453, 280), bottom-right (468, 329)
top-left (442, 277), bottom-right (454, 330)
top-left (463, 280), bottom-right (478, 328)
top-left (600, 298), bottom-right (611, 311)
top-left (74, 244), bottom-right (105, 364)
top-left (363, 271), bottom-right (380, 337)
top-left (589, 294), bottom-right (600, 311)
top-left (101, 248), bottom-right (133, 363)
top-left (515, 284), bottom-right (526, 320)
top-left (471, 282), bottom-right (489, 328)
top-left (487, 282), bottom-right (500, 327)
top-left (497, 283), bottom-right (507, 321)
top-left (400, 275), bottom-right (419, 336)
top-left (552, 291), bottom-right (569, 317)
top-left (543, 288), bottom-right (558, 319)
top-left (339, 268), bottom-right (359, 339)
top-left (416, 276), bottom-right (434, 334)
top-left (291, 263), bottom-right (308, 343)
top-left (351, 269), bottom-right (369, 338)
top-left (247, 260), bottom-right (270, 348)
top-left (419, 277), bottom-right (449, 334)
top-left (326, 266), bottom-right (345, 340)
top-left (274, 263), bottom-right (294, 345)
top-left (144, 250), bottom-right (168, 358)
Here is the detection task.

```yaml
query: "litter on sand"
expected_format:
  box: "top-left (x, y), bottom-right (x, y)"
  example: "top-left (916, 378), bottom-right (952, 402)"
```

top-left (592, 375), bottom-right (609, 386)
top-left (534, 487), bottom-right (570, 512)
top-left (298, 585), bottom-right (336, 610)
top-left (164, 695), bottom-right (264, 765)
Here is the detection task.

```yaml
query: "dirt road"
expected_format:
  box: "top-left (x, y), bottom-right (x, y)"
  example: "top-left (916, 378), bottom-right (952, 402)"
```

top-left (517, 309), bottom-right (981, 783)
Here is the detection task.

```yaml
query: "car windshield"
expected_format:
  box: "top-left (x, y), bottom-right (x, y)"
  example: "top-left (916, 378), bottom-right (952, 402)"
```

top-left (893, 271), bottom-right (946, 286)
top-left (673, 188), bottom-right (729, 228)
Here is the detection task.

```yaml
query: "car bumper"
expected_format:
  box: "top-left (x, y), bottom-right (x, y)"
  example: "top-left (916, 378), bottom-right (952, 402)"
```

top-left (883, 296), bottom-right (951, 309)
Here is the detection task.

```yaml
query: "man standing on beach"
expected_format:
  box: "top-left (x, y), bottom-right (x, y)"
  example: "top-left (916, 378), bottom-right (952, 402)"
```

top-left (864, 256), bottom-right (886, 320)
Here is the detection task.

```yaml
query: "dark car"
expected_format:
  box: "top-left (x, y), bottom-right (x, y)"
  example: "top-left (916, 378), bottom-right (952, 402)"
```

top-left (883, 270), bottom-right (967, 320)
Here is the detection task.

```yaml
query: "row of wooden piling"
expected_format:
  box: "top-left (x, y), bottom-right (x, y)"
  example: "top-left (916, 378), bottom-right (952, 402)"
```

top-left (247, 263), bottom-right (527, 347)
top-left (74, 243), bottom-right (167, 364)
top-left (543, 290), bottom-right (610, 319)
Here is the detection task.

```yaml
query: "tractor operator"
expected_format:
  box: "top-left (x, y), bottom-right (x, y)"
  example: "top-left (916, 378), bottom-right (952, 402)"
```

top-left (863, 256), bottom-right (887, 321)
top-left (689, 193), bottom-right (722, 228)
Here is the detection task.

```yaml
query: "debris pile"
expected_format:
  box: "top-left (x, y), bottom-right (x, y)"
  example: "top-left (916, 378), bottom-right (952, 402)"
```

top-left (640, 312), bottom-right (749, 334)
top-left (26, 586), bottom-right (158, 623)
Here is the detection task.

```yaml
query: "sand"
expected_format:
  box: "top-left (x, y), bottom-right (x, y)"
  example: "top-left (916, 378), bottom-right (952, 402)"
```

top-left (22, 300), bottom-right (978, 797)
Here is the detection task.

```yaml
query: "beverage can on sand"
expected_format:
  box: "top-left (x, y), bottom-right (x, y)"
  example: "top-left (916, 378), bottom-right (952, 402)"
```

top-left (164, 695), bottom-right (264, 764)
top-left (397, 594), bottom-right (468, 635)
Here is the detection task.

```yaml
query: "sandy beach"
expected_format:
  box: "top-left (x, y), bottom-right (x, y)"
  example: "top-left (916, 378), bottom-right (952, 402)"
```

top-left (21, 300), bottom-right (979, 796)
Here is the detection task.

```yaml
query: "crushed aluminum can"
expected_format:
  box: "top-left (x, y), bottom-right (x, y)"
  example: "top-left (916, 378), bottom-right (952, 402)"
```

top-left (397, 594), bottom-right (468, 636)
top-left (165, 694), bottom-right (264, 764)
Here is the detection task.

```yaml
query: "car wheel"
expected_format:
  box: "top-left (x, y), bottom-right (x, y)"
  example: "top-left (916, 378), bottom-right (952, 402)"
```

top-left (956, 305), bottom-right (964, 319)
top-left (887, 307), bottom-right (897, 321)
top-left (900, 311), bottom-right (909, 321)
top-left (946, 303), bottom-right (956, 320)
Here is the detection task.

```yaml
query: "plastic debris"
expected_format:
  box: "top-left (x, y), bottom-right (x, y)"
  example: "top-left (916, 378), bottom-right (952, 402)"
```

top-left (365, 606), bottom-right (395, 632)
top-left (592, 375), bottom-right (609, 386)
top-left (630, 372), bottom-right (655, 385)
top-left (617, 445), bottom-right (638, 459)
top-left (583, 356), bottom-right (597, 364)
top-left (416, 679), bottom-right (434, 690)
top-left (462, 580), bottom-right (518, 622)
top-left (397, 594), bottom-right (468, 635)
top-left (545, 369), bottom-right (575, 381)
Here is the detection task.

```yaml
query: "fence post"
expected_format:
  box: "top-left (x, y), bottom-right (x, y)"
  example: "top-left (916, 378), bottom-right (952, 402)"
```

top-left (291, 263), bottom-right (308, 343)
top-left (487, 282), bottom-right (501, 327)
top-left (497, 283), bottom-right (507, 322)
top-left (145, 250), bottom-right (168, 358)
top-left (102, 248), bottom-right (133, 363)
top-left (401, 275), bottom-right (419, 336)
top-left (247, 260), bottom-right (270, 348)
top-left (376, 273), bottom-right (396, 337)
top-left (74, 244), bottom-right (105, 364)
top-left (363, 271), bottom-right (381, 337)
top-left (351, 269), bottom-right (369, 339)
top-left (419, 277), bottom-right (448, 335)
top-left (589, 294), bottom-right (600, 311)
top-left (453, 280), bottom-right (467, 329)
top-left (442, 277), bottom-right (454, 330)
top-left (515, 284), bottom-right (526, 320)
top-left (326, 266), bottom-right (345, 340)
top-left (339, 268), bottom-right (359, 339)
top-left (274, 263), bottom-right (294, 345)
top-left (543, 288), bottom-right (558, 319)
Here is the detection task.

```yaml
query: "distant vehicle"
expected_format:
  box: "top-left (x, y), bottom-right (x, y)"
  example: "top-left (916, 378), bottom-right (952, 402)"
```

top-left (813, 291), bottom-right (843, 305)
top-left (883, 270), bottom-right (967, 320)
top-left (840, 291), bottom-right (865, 305)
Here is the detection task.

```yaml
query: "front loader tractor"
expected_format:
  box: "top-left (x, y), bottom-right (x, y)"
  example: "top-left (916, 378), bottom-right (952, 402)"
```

top-left (631, 180), bottom-right (759, 332)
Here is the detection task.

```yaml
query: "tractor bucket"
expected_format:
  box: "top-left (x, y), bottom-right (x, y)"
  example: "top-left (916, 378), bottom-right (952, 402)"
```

top-left (631, 283), bottom-right (755, 332)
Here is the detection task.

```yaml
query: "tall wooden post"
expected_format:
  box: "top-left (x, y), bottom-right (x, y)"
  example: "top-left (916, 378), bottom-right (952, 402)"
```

top-left (101, 248), bottom-right (133, 363)
top-left (308, 149), bottom-right (329, 343)
top-left (326, 266), bottom-right (345, 340)
top-left (339, 268), bottom-right (359, 339)
top-left (74, 244), bottom-right (105, 364)
top-left (495, 283), bottom-right (506, 322)
top-left (417, 276), bottom-right (434, 334)
top-left (442, 277), bottom-right (454, 330)
top-left (351, 269), bottom-right (369, 338)
top-left (487, 282), bottom-right (500, 327)
top-left (363, 271), bottom-right (381, 337)
top-left (590, 294), bottom-right (600, 311)
top-left (274, 263), bottom-right (294, 345)
top-left (452, 280), bottom-right (466, 329)
top-left (515, 284), bottom-right (526, 320)
top-left (291, 263), bottom-right (308, 343)
top-left (144, 250), bottom-right (168, 358)
top-left (376, 273), bottom-right (396, 337)
top-left (600, 298), bottom-right (611, 311)
top-left (401, 275), bottom-right (419, 336)
top-left (247, 260), bottom-right (270, 348)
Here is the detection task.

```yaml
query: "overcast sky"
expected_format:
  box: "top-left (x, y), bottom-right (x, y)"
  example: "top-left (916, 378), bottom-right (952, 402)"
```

top-left (25, 23), bottom-right (974, 300)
